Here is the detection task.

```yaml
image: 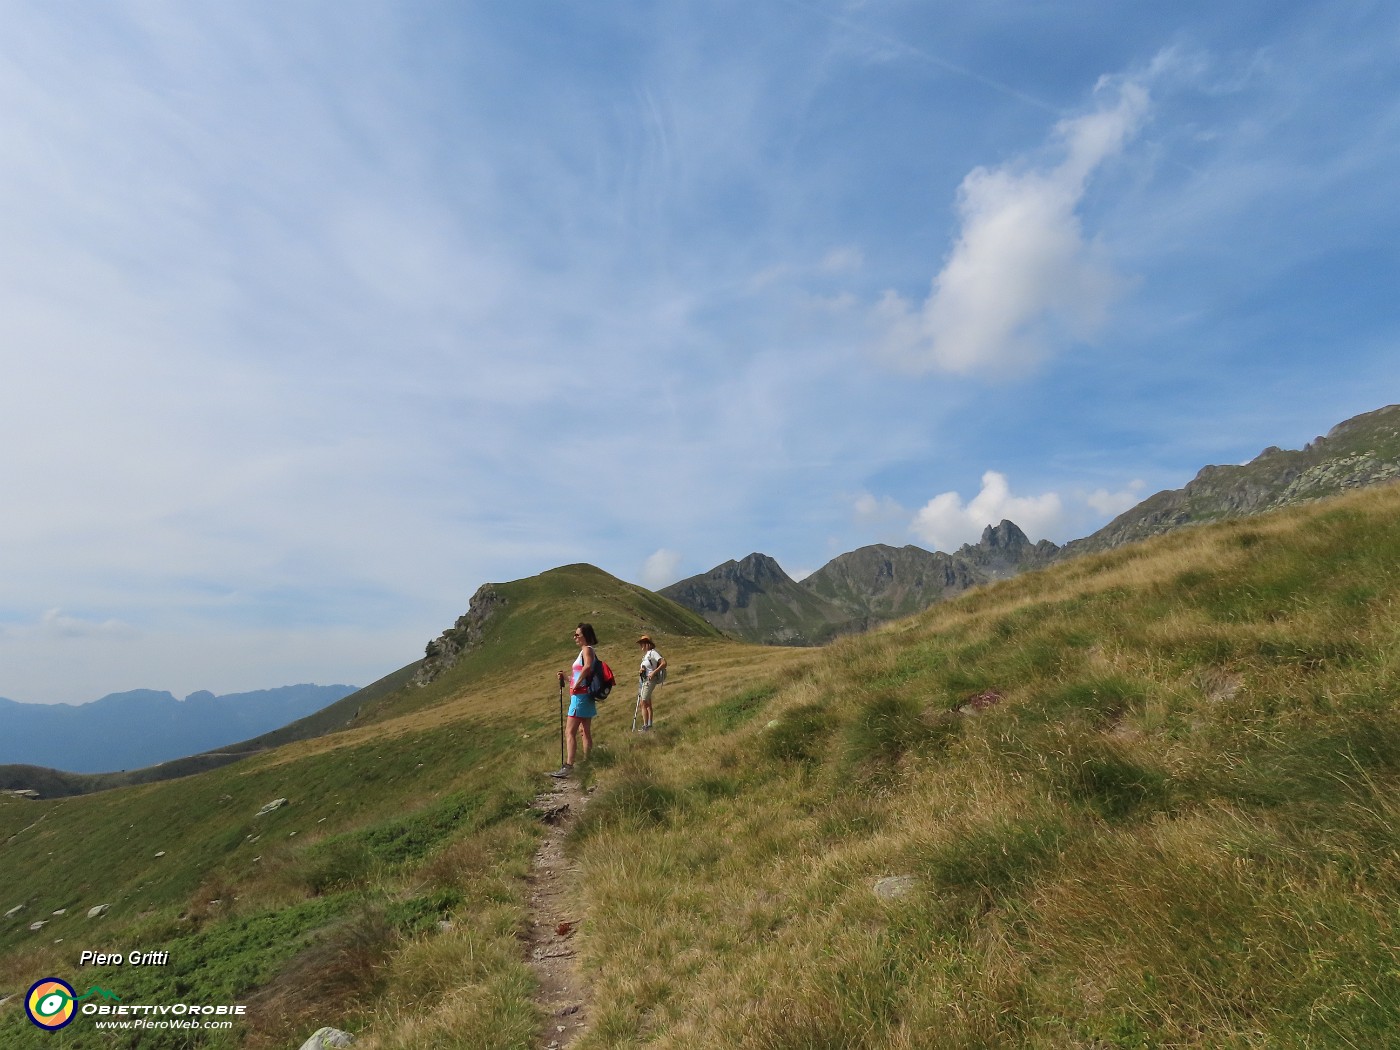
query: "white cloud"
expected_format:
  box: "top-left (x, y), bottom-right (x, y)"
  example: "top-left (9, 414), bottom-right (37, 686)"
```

top-left (910, 471), bottom-right (1065, 550)
top-left (37, 609), bottom-right (138, 640)
top-left (874, 76), bottom-right (1150, 375)
top-left (641, 549), bottom-right (683, 590)
top-left (1086, 479), bottom-right (1147, 517)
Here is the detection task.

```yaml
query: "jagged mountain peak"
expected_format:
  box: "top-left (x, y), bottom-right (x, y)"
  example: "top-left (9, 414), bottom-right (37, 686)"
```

top-left (978, 519), bottom-right (1030, 550)
top-left (660, 552), bottom-right (848, 645)
top-left (731, 552), bottom-right (793, 583)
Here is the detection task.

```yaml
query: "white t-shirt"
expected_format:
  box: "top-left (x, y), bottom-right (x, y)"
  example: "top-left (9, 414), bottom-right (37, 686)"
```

top-left (640, 648), bottom-right (664, 680)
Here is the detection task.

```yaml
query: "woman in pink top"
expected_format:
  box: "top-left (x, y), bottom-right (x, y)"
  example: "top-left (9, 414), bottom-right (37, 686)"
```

top-left (552, 622), bottom-right (598, 777)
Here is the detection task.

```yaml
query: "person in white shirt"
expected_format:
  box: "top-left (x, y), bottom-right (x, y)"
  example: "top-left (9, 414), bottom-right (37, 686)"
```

top-left (635, 635), bottom-right (666, 731)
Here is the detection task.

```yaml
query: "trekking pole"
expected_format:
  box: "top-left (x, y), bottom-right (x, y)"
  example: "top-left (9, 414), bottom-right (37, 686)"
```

top-left (558, 683), bottom-right (566, 767)
top-left (632, 681), bottom-right (642, 732)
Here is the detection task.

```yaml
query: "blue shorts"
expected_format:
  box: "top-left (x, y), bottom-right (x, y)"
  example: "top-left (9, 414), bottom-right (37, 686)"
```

top-left (568, 694), bottom-right (597, 719)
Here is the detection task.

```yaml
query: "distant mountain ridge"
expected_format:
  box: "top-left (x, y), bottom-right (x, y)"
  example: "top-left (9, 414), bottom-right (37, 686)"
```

top-left (658, 552), bottom-right (854, 645)
top-left (661, 522), bottom-right (1047, 645)
top-left (804, 544), bottom-right (982, 623)
top-left (0, 684), bottom-right (358, 774)
top-left (1061, 403), bottom-right (1400, 557)
top-left (666, 404), bottom-right (1400, 644)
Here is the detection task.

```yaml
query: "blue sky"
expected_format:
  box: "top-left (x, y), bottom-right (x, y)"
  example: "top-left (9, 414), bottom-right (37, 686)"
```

top-left (2, 1), bottom-right (1397, 703)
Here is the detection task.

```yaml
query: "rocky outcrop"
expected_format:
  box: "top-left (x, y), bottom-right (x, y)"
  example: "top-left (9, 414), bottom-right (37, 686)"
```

top-left (957, 521), bottom-right (1061, 580)
top-left (1062, 404), bottom-right (1400, 558)
top-left (414, 584), bottom-right (508, 686)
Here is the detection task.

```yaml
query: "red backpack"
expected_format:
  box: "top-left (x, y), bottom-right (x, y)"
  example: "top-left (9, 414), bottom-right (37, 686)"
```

top-left (589, 659), bottom-right (616, 701)
top-left (571, 655), bottom-right (616, 701)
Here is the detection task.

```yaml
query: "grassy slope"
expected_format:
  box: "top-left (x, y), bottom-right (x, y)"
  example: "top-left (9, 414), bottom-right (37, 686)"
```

top-left (0, 564), bottom-right (755, 1049)
top-left (3, 494), bottom-right (1399, 1047)
top-left (570, 485), bottom-right (1400, 1048)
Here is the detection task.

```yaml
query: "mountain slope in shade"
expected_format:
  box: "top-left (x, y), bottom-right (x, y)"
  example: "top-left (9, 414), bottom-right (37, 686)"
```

top-left (802, 543), bottom-right (983, 624)
top-left (665, 525), bottom-right (1056, 646)
top-left (659, 552), bottom-right (854, 645)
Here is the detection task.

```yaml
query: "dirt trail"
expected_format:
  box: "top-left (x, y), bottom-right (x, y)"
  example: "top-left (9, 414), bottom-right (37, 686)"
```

top-left (526, 775), bottom-right (592, 1049)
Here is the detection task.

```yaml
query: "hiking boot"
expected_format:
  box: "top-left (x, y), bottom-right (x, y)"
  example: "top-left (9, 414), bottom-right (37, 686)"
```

top-left (548, 764), bottom-right (573, 778)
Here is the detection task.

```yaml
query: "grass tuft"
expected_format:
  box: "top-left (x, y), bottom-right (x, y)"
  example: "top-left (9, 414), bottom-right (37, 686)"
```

top-left (571, 774), bottom-right (685, 840)
top-left (758, 702), bottom-right (828, 764)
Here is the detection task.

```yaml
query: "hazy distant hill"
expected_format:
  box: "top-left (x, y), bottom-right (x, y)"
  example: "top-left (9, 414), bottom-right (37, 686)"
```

top-left (0, 684), bottom-right (357, 773)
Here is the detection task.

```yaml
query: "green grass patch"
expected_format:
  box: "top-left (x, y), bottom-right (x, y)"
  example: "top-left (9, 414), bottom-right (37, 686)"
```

top-left (1022, 675), bottom-right (1149, 730)
top-left (571, 774), bottom-right (685, 839)
top-left (922, 816), bottom-right (1068, 900)
top-left (706, 682), bottom-right (779, 732)
top-left (1043, 739), bottom-right (1172, 821)
top-left (758, 702), bottom-right (828, 765)
top-left (843, 692), bottom-right (960, 773)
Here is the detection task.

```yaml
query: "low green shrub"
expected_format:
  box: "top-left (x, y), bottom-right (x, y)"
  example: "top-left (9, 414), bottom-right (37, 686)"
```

top-left (843, 692), bottom-right (960, 773)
